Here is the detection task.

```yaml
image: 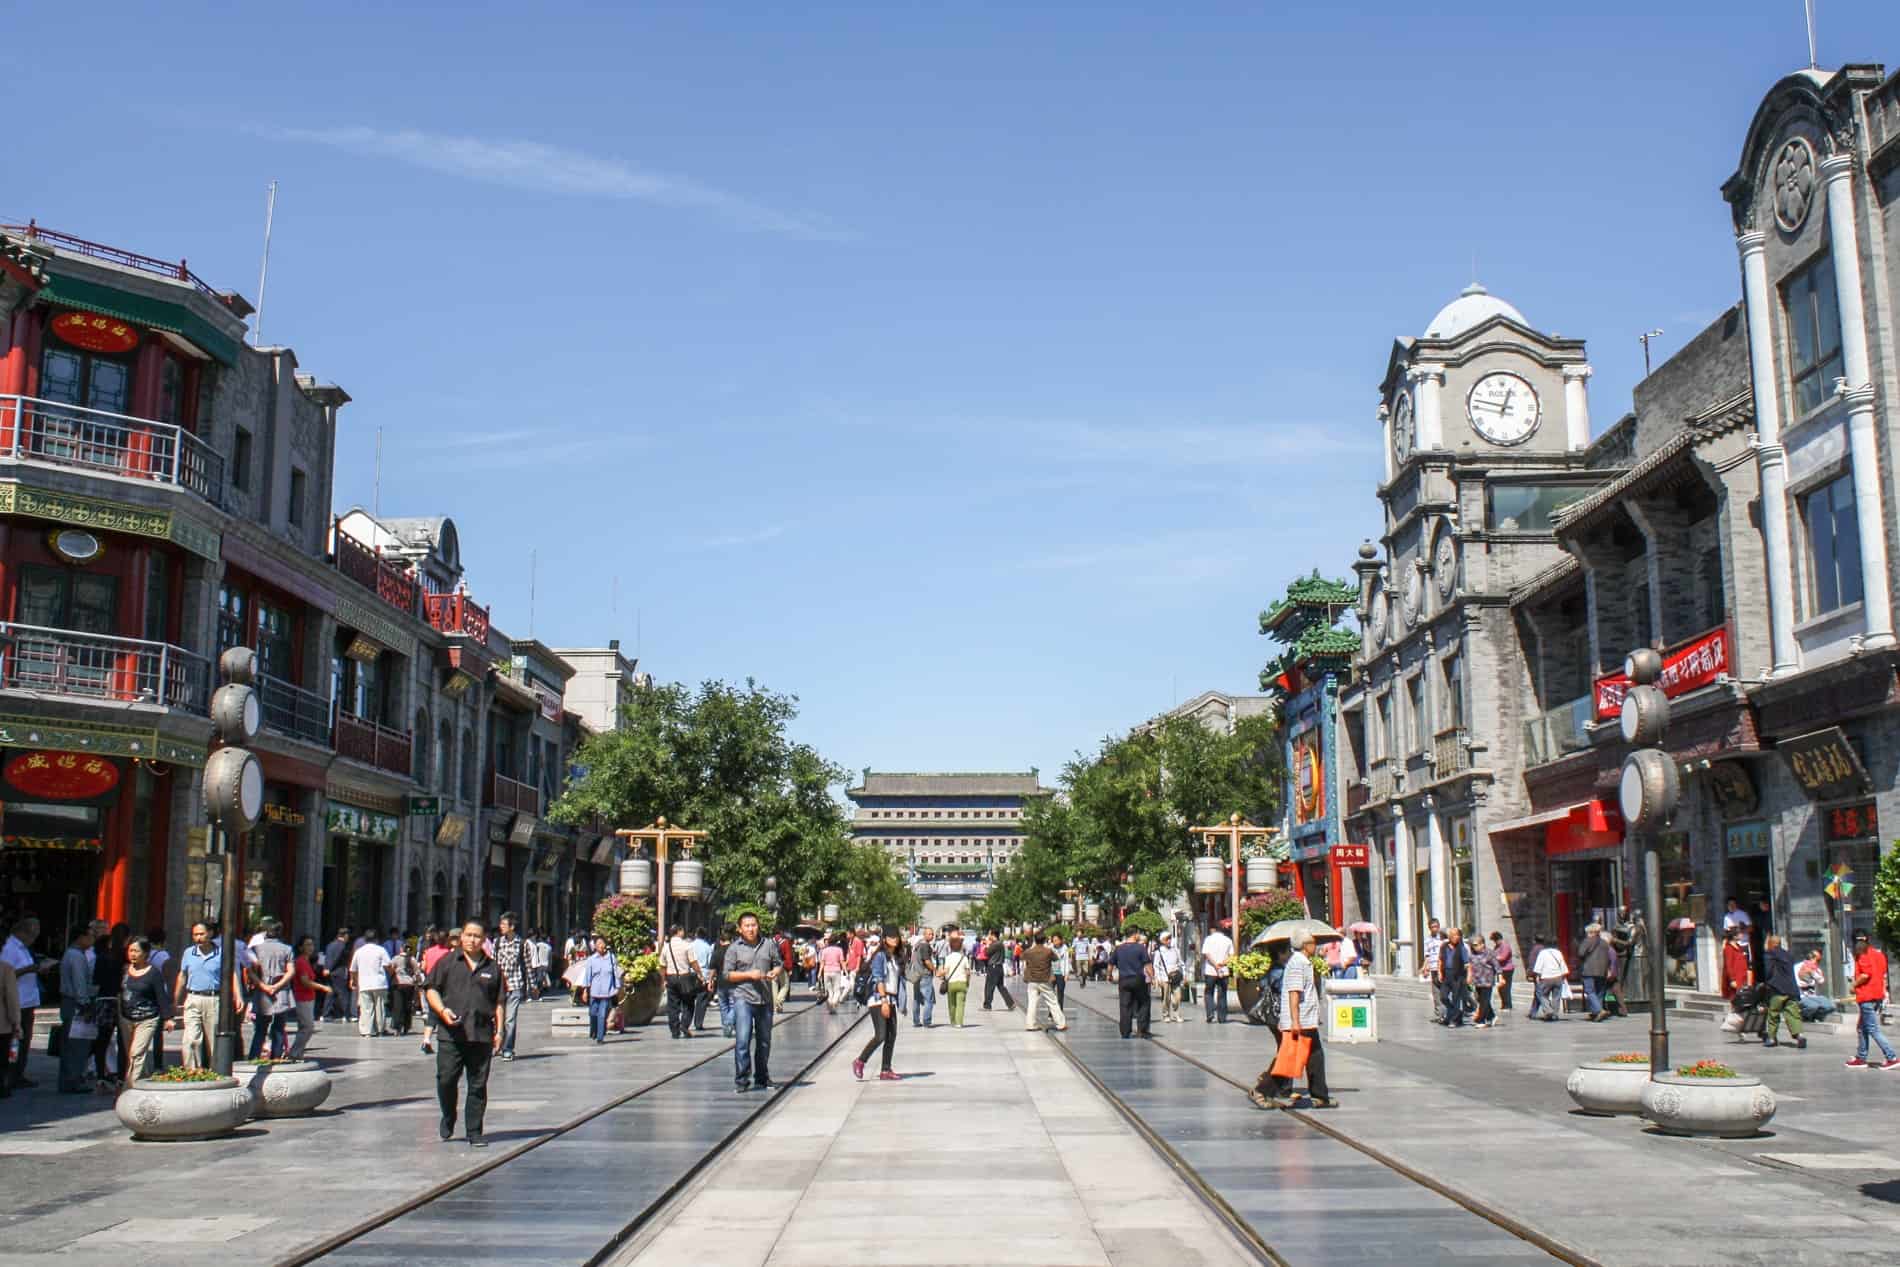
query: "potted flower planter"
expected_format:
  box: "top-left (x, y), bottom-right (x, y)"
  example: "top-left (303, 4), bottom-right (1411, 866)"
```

top-left (1566, 1057), bottom-right (1651, 1116)
top-left (1234, 976), bottom-right (1265, 1023)
top-left (618, 972), bottom-right (665, 1028)
top-left (233, 1059), bottom-right (332, 1118)
top-left (116, 1074), bottom-right (258, 1141)
top-left (1639, 1062), bottom-right (1776, 1138)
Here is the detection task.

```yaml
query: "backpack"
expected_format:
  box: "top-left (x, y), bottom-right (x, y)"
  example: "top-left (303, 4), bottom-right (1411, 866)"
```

top-left (852, 961), bottom-right (875, 1005)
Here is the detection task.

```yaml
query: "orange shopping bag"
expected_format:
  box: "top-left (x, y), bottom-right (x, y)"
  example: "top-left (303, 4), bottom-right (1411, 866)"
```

top-left (1268, 1031), bottom-right (1312, 1080)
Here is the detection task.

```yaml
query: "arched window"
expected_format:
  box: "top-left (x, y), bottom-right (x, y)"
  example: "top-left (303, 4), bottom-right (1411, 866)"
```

top-left (461, 727), bottom-right (476, 800)
top-left (414, 708), bottom-right (431, 788)
top-left (437, 719), bottom-right (453, 795)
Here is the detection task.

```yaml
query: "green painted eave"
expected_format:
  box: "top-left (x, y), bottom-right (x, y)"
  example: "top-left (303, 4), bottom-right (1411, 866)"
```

top-left (39, 273), bottom-right (242, 366)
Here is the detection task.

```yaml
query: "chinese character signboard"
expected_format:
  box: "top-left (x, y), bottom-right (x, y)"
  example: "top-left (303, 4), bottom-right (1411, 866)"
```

top-left (1724, 820), bottom-right (1770, 858)
top-left (1593, 625), bottom-right (1730, 720)
top-left (50, 311), bottom-right (139, 354)
top-left (1822, 800), bottom-right (1879, 845)
top-left (325, 803), bottom-right (400, 844)
top-left (3, 751), bottom-right (121, 801)
top-left (1332, 843), bottom-right (1370, 868)
top-left (1780, 727), bottom-right (1872, 803)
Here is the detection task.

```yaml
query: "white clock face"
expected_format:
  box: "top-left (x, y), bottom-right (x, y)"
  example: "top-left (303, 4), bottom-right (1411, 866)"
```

top-left (1434, 532), bottom-right (1457, 598)
top-left (1467, 372), bottom-right (1540, 445)
top-left (1391, 394), bottom-right (1414, 464)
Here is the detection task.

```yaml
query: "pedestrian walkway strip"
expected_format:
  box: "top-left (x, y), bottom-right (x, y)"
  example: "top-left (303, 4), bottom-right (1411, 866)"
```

top-left (1053, 994), bottom-right (1602, 1267)
top-left (276, 998), bottom-right (860, 1266)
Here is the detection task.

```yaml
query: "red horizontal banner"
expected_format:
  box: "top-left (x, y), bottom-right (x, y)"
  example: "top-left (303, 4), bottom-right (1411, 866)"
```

top-left (1593, 625), bottom-right (1731, 721)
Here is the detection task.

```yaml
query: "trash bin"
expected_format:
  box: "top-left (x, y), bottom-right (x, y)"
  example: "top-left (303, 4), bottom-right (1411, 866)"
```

top-left (1326, 976), bottom-right (1377, 1043)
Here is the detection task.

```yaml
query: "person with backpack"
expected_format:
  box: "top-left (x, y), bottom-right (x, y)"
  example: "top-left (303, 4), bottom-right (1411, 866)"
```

top-left (1438, 928), bottom-right (1472, 1028)
top-left (909, 931), bottom-right (937, 1027)
top-left (939, 932), bottom-right (974, 1028)
top-left (981, 931), bottom-right (1016, 1011)
top-left (1153, 931), bottom-right (1186, 1023)
top-left (852, 926), bottom-right (905, 1081)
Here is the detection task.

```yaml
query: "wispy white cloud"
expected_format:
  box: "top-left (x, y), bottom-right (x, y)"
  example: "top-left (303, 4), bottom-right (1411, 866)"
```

top-left (257, 124), bottom-right (844, 240)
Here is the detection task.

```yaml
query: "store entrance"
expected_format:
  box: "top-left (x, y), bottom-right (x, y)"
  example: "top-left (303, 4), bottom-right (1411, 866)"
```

top-left (1551, 857), bottom-right (1620, 951)
top-left (1727, 853), bottom-right (1772, 964)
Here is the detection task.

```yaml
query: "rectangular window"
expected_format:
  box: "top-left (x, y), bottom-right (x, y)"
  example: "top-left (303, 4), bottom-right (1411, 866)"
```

top-left (1485, 483), bottom-right (1592, 532)
top-left (1802, 471), bottom-right (1863, 615)
top-left (232, 428), bottom-right (253, 491)
top-left (288, 468), bottom-right (307, 528)
top-left (1443, 653), bottom-right (1464, 730)
top-left (1784, 254), bottom-right (1843, 417)
top-left (256, 598), bottom-right (293, 681)
top-left (1406, 675), bottom-right (1426, 751)
top-left (1376, 694), bottom-right (1393, 761)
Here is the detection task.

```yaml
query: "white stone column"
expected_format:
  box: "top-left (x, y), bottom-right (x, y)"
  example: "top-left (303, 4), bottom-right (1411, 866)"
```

top-left (1820, 154), bottom-right (1895, 649)
top-left (1379, 402), bottom-right (1394, 484)
top-left (1426, 806), bottom-right (1450, 926)
top-left (1394, 812), bottom-right (1416, 975)
top-left (1736, 230), bottom-right (1801, 674)
top-left (1562, 365), bottom-right (1593, 450)
top-left (1413, 366), bottom-right (1446, 451)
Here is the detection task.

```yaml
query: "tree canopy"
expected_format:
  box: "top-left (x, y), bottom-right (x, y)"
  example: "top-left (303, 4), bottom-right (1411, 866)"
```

top-left (978, 712), bottom-right (1282, 927)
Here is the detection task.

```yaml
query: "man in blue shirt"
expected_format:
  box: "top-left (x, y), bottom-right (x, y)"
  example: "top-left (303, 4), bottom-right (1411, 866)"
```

top-left (688, 927), bottom-right (714, 1032)
top-left (170, 922), bottom-right (230, 1069)
top-left (581, 934), bottom-right (621, 1043)
top-left (1112, 929), bottom-right (1155, 1039)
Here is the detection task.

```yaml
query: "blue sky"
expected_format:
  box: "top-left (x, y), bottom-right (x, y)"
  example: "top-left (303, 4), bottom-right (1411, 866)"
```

top-left (10, 3), bottom-right (1898, 779)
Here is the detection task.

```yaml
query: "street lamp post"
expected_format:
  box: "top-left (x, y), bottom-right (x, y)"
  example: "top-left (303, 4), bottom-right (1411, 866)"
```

top-left (1190, 812), bottom-right (1275, 940)
top-left (615, 817), bottom-right (707, 946)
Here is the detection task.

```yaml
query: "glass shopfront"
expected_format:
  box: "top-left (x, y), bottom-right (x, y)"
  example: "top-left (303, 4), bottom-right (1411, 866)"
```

top-left (1450, 817), bottom-right (1477, 936)
top-left (1657, 830), bottom-right (1701, 989)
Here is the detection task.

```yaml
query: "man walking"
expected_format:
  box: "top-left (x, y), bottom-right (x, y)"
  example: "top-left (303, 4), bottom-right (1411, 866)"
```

top-left (423, 920), bottom-right (506, 1148)
top-left (981, 930), bottom-right (1016, 1011)
top-left (1438, 927), bottom-right (1471, 1028)
top-left (349, 929), bottom-right (393, 1038)
top-left (911, 930), bottom-right (937, 1027)
top-left (1759, 934), bottom-right (1807, 1050)
top-left (1421, 917), bottom-right (1446, 1022)
top-left (662, 924), bottom-right (699, 1039)
top-left (493, 913), bottom-right (530, 1061)
top-left (690, 927), bottom-right (715, 1031)
top-left (722, 912), bottom-right (781, 1093)
top-left (1154, 931), bottom-right (1186, 1023)
top-left (1200, 922), bottom-right (1233, 1023)
top-left (1112, 928), bottom-right (1154, 1039)
top-left (321, 928), bottom-right (353, 1021)
top-left (1845, 931), bottom-right (1899, 1069)
top-left (1531, 938), bottom-right (1569, 1022)
top-left (1, 917), bottom-right (53, 1090)
top-left (580, 934), bottom-right (621, 1043)
top-left (1574, 923), bottom-right (1613, 1022)
top-left (1021, 931), bottom-right (1067, 1032)
top-left (172, 922), bottom-right (227, 1069)
top-left (1252, 930), bottom-right (1335, 1109)
top-left (247, 920), bottom-right (295, 1060)
top-left (712, 926), bottom-right (736, 1036)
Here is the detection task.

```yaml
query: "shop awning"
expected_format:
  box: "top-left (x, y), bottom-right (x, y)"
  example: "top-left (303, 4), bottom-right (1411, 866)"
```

top-left (1489, 804), bottom-right (1588, 834)
top-left (40, 274), bottom-right (242, 366)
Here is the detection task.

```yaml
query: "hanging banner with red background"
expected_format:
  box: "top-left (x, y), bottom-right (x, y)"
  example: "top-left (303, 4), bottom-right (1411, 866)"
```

top-left (3, 750), bottom-right (122, 801)
top-left (1593, 624), bottom-right (1731, 721)
top-left (50, 311), bottom-right (140, 355)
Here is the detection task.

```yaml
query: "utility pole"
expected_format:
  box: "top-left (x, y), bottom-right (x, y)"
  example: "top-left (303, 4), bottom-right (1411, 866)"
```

top-left (1639, 329), bottom-right (1664, 378)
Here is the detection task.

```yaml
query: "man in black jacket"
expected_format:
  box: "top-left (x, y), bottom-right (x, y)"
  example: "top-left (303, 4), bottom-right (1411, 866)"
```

top-left (1575, 924), bottom-right (1613, 1022)
top-left (1760, 934), bottom-right (1808, 1049)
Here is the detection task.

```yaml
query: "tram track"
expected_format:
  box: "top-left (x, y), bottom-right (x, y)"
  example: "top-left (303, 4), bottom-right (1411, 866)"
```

top-left (276, 994), bottom-right (864, 1266)
top-left (1051, 993), bottom-right (1600, 1267)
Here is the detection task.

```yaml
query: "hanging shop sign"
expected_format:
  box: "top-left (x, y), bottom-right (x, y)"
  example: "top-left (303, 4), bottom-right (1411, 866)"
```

top-left (262, 803), bottom-right (306, 827)
top-left (534, 685), bottom-right (563, 723)
top-left (1822, 799), bottom-right (1879, 845)
top-left (435, 812), bottom-right (470, 848)
top-left (1707, 760), bottom-right (1759, 818)
top-left (1290, 727), bottom-right (1325, 825)
top-left (1724, 820), bottom-right (1771, 858)
top-left (1593, 624), bottom-right (1730, 720)
top-left (3, 750), bottom-right (120, 801)
top-left (1332, 843), bottom-right (1371, 868)
top-left (325, 802), bottom-right (400, 843)
top-left (406, 795), bottom-right (442, 817)
top-left (1780, 727), bottom-right (1872, 803)
top-left (51, 310), bottom-right (139, 354)
top-left (2, 834), bottom-right (103, 852)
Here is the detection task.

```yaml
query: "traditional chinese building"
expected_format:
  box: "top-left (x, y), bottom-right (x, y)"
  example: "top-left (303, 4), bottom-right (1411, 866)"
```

top-left (1259, 572), bottom-right (1363, 929)
top-left (846, 771), bottom-right (1052, 927)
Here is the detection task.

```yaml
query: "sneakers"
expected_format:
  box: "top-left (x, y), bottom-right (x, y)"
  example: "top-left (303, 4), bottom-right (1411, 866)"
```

top-left (1883, 1057), bottom-right (1900, 1070)
top-left (1845, 1057), bottom-right (1870, 1067)
top-left (878, 1070), bottom-right (901, 1081)
top-left (1795, 1037), bottom-right (1808, 1050)
top-left (852, 1058), bottom-right (866, 1080)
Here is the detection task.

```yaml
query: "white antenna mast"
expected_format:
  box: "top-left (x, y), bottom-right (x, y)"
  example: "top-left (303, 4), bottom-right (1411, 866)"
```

top-left (253, 181), bottom-right (277, 345)
top-left (1804, 0), bottom-right (1818, 69)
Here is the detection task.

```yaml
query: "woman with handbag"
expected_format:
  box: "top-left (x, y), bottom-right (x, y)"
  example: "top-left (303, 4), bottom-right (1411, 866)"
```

top-left (1250, 932), bottom-right (1335, 1110)
top-left (118, 936), bottom-right (168, 1081)
top-left (851, 926), bottom-right (905, 1080)
top-left (940, 932), bottom-right (974, 1028)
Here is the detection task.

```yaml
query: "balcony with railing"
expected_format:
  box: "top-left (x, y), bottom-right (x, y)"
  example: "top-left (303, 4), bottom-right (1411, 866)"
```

top-left (0, 396), bottom-right (225, 505)
top-left (258, 673), bottom-right (333, 747)
top-left (0, 622), bottom-right (208, 712)
top-left (1523, 695), bottom-right (1595, 767)
top-left (1368, 760), bottom-right (1394, 804)
top-left (333, 521), bottom-right (420, 618)
top-left (1432, 728), bottom-right (1471, 777)
top-left (2, 221), bottom-right (224, 299)
top-left (333, 711), bottom-right (412, 777)
top-left (1345, 778), bottom-right (1370, 817)
top-left (486, 770), bottom-right (542, 817)
top-left (424, 591), bottom-right (491, 642)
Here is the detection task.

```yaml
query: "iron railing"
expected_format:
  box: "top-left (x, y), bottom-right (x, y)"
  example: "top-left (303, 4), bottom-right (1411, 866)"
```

top-left (1, 221), bottom-right (222, 299)
top-left (258, 673), bottom-right (333, 747)
top-left (332, 521), bottom-right (420, 618)
top-left (0, 622), bottom-right (207, 712)
top-left (0, 395), bottom-right (224, 504)
top-left (1523, 695), bottom-right (1595, 766)
top-left (1432, 728), bottom-right (1471, 776)
top-left (1368, 760), bottom-right (1394, 803)
top-left (334, 711), bottom-right (412, 777)
top-left (424, 591), bottom-right (491, 642)
top-left (486, 770), bottom-right (541, 816)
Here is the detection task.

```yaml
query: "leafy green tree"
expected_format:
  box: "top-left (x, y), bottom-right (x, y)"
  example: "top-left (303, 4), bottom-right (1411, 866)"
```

top-left (1874, 842), bottom-right (1900, 951)
top-left (1121, 909), bottom-right (1167, 938)
top-left (837, 846), bottom-right (922, 930)
top-left (552, 678), bottom-right (854, 924)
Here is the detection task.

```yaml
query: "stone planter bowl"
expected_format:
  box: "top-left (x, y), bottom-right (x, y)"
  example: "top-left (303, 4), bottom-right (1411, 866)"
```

top-left (1639, 1071), bottom-right (1776, 1138)
top-left (116, 1076), bottom-right (258, 1141)
top-left (618, 973), bottom-right (665, 1028)
top-left (1566, 1062), bottom-right (1651, 1116)
top-left (1235, 976), bottom-right (1266, 1024)
top-left (233, 1060), bottom-right (332, 1118)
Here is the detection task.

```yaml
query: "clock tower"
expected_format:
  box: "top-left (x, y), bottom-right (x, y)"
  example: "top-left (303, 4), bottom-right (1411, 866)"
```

top-left (1345, 282), bottom-right (1601, 975)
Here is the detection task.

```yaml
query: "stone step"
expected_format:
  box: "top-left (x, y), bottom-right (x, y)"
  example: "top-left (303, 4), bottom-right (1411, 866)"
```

top-left (550, 1007), bottom-right (591, 1030)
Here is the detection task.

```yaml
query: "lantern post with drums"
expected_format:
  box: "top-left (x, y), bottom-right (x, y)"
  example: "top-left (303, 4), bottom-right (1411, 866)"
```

top-left (1190, 813), bottom-right (1277, 937)
top-left (1617, 647), bottom-right (1677, 1072)
top-left (202, 647), bottom-right (265, 1074)
top-left (614, 817), bottom-right (708, 946)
